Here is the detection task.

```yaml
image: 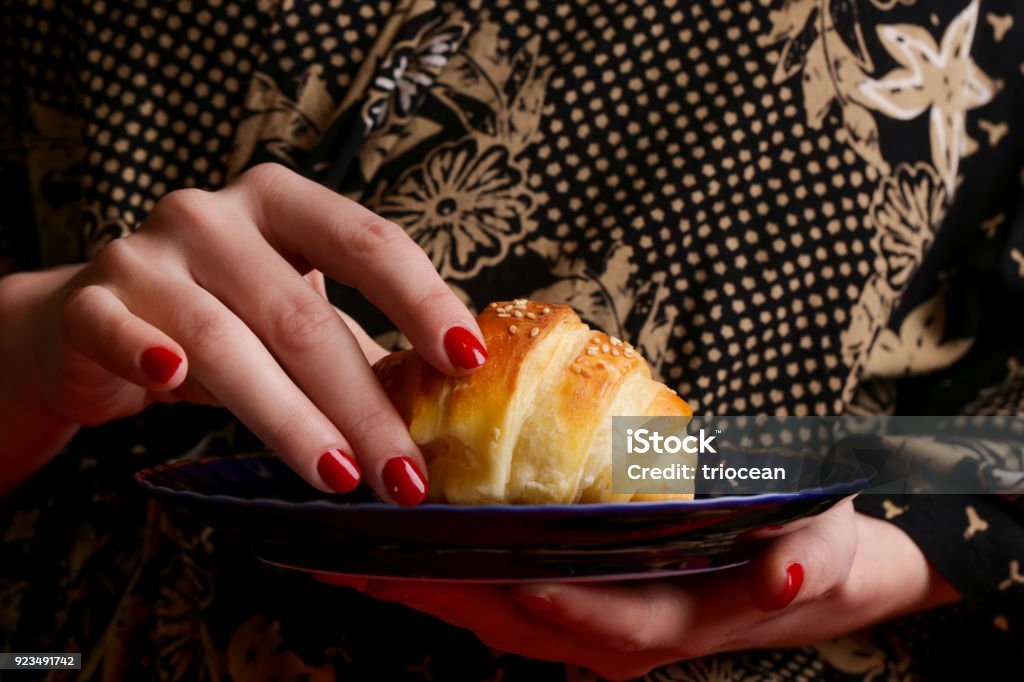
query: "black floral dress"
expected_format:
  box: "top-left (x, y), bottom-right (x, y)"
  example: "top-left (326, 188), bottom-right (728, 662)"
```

top-left (2, 0), bottom-right (1024, 679)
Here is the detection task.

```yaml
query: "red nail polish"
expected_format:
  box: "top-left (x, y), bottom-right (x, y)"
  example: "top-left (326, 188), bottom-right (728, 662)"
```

top-left (140, 347), bottom-right (182, 384)
top-left (382, 456), bottom-right (428, 505)
top-left (444, 326), bottom-right (488, 370)
top-left (317, 449), bottom-right (361, 493)
top-left (771, 562), bottom-right (804, 610)
top-left (764, 525), bottom-right (785, 531)
top-left (513, 593), bottom-right (554, 614)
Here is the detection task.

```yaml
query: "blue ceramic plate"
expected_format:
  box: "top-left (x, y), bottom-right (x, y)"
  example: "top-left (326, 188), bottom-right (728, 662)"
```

top-left (136, 454), bottom-right (873, 582)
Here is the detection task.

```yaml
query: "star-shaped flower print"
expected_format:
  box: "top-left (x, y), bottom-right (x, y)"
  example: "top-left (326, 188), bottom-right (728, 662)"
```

top-left (858, 0), bottom-right (996, 194)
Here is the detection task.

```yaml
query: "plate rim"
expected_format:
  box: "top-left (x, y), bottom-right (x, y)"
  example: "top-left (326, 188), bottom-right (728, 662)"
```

top-left (135, 454), bottom-right (874, 514)
top-left (257, 555), bottom-right (753, 583)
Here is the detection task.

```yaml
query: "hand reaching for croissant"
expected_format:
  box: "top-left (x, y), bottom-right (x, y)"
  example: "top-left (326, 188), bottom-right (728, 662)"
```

top-left (318, 501), bottom-right (959, 681)
top-left (0, 163), bottom-right (488, 499)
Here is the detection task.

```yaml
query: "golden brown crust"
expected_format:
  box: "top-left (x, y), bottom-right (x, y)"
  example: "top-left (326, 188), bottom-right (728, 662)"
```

top-left (373, 299), bottom-right (693, 504)
top-left (476, 301), bottom-right (582, 390)
top-left (644, 386), bottom-right (693, 420)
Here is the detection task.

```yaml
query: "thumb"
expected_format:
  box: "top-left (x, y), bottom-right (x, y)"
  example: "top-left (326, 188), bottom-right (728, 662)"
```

top-left (749, 497), bottom-right (858, 611)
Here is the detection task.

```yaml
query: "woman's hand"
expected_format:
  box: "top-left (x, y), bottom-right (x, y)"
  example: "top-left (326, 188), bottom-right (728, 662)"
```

top-left (322, 502), bottom-right (960, 680)
top-left (0, 163), bottom-right (488, 499)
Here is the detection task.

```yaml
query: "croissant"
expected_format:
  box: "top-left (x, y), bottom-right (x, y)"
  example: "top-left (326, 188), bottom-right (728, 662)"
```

top-left (373, 300), bottom-right (693, 504)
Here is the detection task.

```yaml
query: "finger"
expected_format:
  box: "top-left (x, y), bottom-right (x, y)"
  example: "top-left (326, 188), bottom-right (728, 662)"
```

top-left (513, 569), bottom-right (779, 659)
top-left (364, 581), bottom-right (499, 630)
top-left (129, 275), bottom-right (361, 495)
top-left (720, 512), bottom-right (959, 651)
top-left (748, 497), bottom-right (858, 611)
top-left (301, 267), bottom-right (388, 364)
top-left (336, 308), bottom-right (389, 365)
top-left (182, 226), bottom-right (428, 505)
top-left (232, 164), bottom-right (488, 375)
top-left (510, 581), bottom-right (696, 653)
top-left (152, 376), bottom-right (223, 406)
top-left (305, 269), bottom-right (328, 298)
top-left (366, 580), bottom-right (678, 680)
top-left (60, 283), bottom-right (187, 391)
top-left (364, 581), bottom-right (595, 660)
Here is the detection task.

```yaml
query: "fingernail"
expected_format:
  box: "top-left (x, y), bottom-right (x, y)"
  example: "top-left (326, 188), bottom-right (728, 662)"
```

top-left (770, 562), bottom-right (804, 610)
top-left (140, 347), bottom-right (182, 383)
top-left (317, 449), bottom-right (361, 493)
top-left (444, 326), bottom-right (488, 370)
top-left (382, 456), bottom-right (428, 505)
top-left (512, 591), bottom-right (554, 614)
top-left (764, 525), bottom-right (784, 531)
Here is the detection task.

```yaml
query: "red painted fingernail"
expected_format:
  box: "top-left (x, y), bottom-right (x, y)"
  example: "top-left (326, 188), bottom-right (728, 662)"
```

top-left (140, 347), bottom-right (182, 384)
top-left (770, 562), bottom-right (804, 610)
top-left (513, 592), bottom-right (554, 614)
top-left (382, 456), bottom-right (428, 506)
top-left (444, 326), bottom-right (488, 370)
top-left (765, 525), bottom-right (785, 531)
top-left (317, 449), bottom-right (361, 493)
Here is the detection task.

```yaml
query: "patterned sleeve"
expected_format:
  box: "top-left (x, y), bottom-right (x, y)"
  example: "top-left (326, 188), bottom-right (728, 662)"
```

top-left (853, 160), bottom-right (1024, 630)
top-left (855, 494), bottom-right (1024, 631)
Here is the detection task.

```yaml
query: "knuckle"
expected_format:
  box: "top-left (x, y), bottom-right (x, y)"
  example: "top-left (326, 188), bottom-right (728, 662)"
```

top-left (240, 162), bottom-right (293, 193)
top-left (185, 310), bottom-right (236, 365)
top-left (345, 216), bottom-right (415, 263)
top-left (609, 589), bottom-right (662, 653)
top-left (59, 285), bottom-right (126, 344)
top-left (410, 283), bottom-right (457, 315)
top-left (156, 188), bottom-right (213, 220)
top-left (151, 188), bottom-right (220, 237)
top-left (92, 237), bottom-right (141, 275)
top-left (614, 627), bottom-right (656, 654)
top-left (60, 284), bottom-right (104, 325)
top-left (271, 296), bottom-right (338, 354)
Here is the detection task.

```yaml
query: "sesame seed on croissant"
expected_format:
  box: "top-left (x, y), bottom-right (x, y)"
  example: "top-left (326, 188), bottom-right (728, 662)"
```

top-left (372, 300), bottom-right (693, 504)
